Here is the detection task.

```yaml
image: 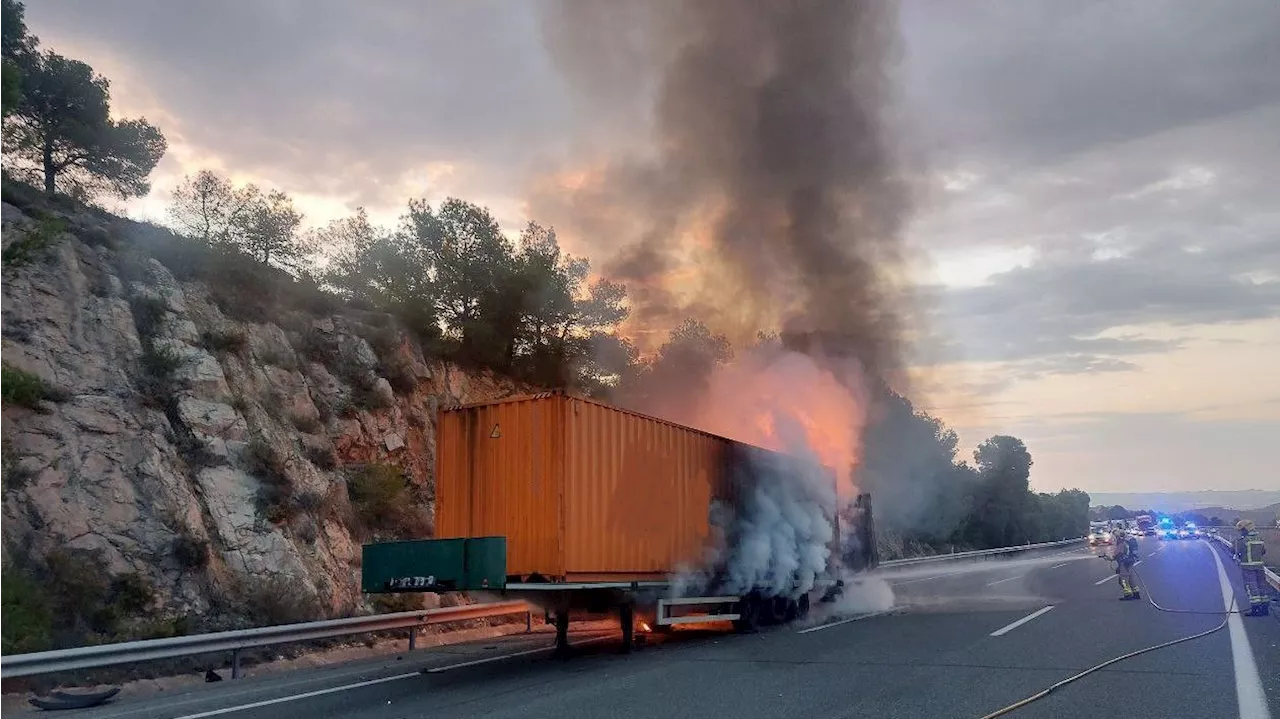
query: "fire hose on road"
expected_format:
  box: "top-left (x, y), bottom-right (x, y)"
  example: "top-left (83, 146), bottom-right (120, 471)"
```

top-left (977, 548), bottom-right (1257, 719)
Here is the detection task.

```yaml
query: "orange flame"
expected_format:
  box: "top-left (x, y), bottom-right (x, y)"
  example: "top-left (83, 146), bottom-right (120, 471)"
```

top-left (661, 350), bottom-right (864, 501)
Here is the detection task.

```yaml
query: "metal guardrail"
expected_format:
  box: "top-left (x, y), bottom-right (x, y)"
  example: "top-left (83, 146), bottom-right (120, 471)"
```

top-left (0, 600), bottom-right (532, 680)
top-left (877, 537), bottom-right (1085, 568)
top-left (1212, 532), bottom-right (1280, 594)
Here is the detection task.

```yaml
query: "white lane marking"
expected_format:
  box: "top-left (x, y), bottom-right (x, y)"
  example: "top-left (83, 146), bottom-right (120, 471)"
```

top-left (1209, 546), bottom-right (1271, 719)
top-left (1095, 574), bottom-right (1117, 585)
top-left (990, 606), bottom-right (1055, 637)
top-left (173, 636), bottom-right (617, 717)
top-left (985, 575), bottom-right (1024, 587)
top-left (797, 610), bottom-right (891, 634)
top-left (173, 672), bottom-right (418, 719)
top-left (1049, 562), bottom-right (1069, 569)
top-left (427, 635), bottom-right (612, 672)
top-left (1148, 551), bottom-right (1159, 557)
top-left (890, 573), bottom-right (952, 586)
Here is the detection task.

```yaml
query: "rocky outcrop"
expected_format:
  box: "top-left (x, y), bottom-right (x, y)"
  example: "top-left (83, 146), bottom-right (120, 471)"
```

top-left (1, 197), bottom-right (523, 630)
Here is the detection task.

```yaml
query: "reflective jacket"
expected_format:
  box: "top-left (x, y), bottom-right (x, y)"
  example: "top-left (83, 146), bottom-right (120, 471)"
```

top-left (1240, 531), bottom-right (1266, 568)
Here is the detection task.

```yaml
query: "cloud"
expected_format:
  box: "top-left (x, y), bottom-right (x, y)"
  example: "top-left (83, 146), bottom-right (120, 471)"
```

top-left (1018, 412), bottom-right (1280, 493)
top-left (22, 0), bottom-right (576, 218)
top-left (900, 0), bottom-right (1280, 166)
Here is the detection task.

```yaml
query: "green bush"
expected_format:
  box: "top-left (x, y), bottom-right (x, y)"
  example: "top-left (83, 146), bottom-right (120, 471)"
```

top-left (347, 464), bottom-right (431, 539)
top-left (200, 329), bottom-right (248, 355)
top-left (1, 363), bottom-right (63, 408)
top-left (172, 532), bottom-right (210, 569)
top-left (246, 438), bottom-right (294, 522)
top-left (129, 295), bottom-right (170, 340)
top-left (241, 576), bottom-right (323, 626)
top-left (2, 213), bottom-right (66, 269)
top-left (348, 464), bottom-right (407, 529)
top-left (303, 442), bottom-right (338, 470)
top-left (138, 344), bottom-right (186, 407)
top-left (1, 566), bottom-right (54, 653)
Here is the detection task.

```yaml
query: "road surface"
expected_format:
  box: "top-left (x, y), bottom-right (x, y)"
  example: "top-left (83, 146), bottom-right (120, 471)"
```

top-left (20, 537), bottom-right (1278, 718)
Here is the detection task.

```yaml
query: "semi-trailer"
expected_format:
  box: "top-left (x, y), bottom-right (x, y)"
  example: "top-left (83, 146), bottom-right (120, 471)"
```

top-left (361, 392), bottom-right (877, 654)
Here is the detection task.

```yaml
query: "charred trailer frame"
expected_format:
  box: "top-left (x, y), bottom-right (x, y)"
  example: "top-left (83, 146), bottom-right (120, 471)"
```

top-left (360, 393), bottom-right (876, 655)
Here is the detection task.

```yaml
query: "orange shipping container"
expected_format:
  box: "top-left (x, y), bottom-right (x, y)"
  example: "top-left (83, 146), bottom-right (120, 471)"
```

top-left (435, 392), bottom-right (800, 583)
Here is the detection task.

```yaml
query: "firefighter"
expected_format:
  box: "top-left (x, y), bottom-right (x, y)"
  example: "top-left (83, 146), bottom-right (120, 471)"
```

top-left (1235, 520), bottom-right (1269, 616)
top-left (1112, 528), bottom-right (1140, 600)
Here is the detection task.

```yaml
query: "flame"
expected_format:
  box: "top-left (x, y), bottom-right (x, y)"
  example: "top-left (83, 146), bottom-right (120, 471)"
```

top-left (656, 349), bottom-right (864, 501)
top-left (638, 620), bottom-right (652, 633)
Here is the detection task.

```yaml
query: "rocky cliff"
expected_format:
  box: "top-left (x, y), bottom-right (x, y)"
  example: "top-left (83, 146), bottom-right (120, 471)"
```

top-left (1, 187), bottom-right (522, 648)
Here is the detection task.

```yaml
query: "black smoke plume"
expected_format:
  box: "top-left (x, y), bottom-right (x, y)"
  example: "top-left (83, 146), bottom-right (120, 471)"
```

top-left (537, 0), bottom-right (911, 381)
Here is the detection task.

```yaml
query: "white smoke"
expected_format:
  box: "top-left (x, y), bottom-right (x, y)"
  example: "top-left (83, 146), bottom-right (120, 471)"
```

top-left (673, 406), bottom-right (843, 600)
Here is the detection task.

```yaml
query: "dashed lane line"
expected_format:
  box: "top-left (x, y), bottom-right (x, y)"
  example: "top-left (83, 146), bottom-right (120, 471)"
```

top-left (797, 611), bottom-right (893, 634)
top-left (173, 636), bottom-right (617, 718)
top-left (985, 575), bottom-right (1025, 587)
top-left (173, 673), bottom-right (420, 719)
top-left (989, 606), bottom-right (1055, 637)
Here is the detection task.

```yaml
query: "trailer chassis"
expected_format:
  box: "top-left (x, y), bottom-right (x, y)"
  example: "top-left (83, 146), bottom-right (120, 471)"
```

top-left (501, 580), bottom-right (837, 655)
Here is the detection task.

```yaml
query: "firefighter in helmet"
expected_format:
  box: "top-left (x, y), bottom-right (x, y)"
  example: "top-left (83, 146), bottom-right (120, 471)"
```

top-left (1235, 519), bottom-right (1269, 616)
top-left (1111, 527), bottom-right (1140, 600)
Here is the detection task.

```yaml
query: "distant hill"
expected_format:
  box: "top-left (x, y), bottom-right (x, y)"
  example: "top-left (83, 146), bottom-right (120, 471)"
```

top-left (1185, 504), bottom-right (1280, 526)
top-left (1088, 490), bottom-right (1280, 513)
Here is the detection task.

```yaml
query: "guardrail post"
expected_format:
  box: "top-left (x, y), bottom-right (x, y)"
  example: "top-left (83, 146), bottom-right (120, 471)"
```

top-left (408, 627), bottom-right (417, 651)
top-left (231, 649), bottom-right (241, 679)
top-left (526, 610), bottom-right (532, 633)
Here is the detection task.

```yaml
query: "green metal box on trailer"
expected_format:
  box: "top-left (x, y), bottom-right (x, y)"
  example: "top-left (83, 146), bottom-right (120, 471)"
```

top-left (362, 537), bottom-right (507, 593)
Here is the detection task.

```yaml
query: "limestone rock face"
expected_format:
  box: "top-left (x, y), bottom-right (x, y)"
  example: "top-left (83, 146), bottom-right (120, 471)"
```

top-left (1, 200), bottom-right (524, 625)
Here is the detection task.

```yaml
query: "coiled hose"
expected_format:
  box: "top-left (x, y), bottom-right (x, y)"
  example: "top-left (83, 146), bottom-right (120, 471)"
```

top-left (976, 546), bottom-right (1256, 719)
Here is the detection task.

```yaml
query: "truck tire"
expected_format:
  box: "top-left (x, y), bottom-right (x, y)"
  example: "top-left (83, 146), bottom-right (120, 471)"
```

top-left (795, 593), bottom-right (811, 620)
top-left (733, 594), bottom-right (761, 632)
top-left (763, 596), bottom-right (791, 625)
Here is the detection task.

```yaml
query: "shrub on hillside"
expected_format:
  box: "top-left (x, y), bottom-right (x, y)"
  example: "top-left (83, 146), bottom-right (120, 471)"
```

top-left (1, 566), bottom-right (53, 653)
top-left (240, 576), bottom-right (323, 626)
top-left (6, 549), bottom-right (162, 649)
top-left (171, 532), bottom-right (210, 570)
top-left (347, 464), bottom-right (432, 540)
top-left (200, 329), bottom-right (248, 355)
top-left (1, 363), bottom-right (66, 408)
top-left (245, 438), bottom-right (294, 523)
top-left (2, 212), bottom-right (66, 269)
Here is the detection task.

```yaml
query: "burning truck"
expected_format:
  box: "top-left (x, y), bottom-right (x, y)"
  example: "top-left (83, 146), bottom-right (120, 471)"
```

top-left (360, 391), bottom-right (878, 653)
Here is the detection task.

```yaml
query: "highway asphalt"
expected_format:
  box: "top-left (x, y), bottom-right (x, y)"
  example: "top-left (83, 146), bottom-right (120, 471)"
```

top-left (20, 537), bottom-right (1278, 719)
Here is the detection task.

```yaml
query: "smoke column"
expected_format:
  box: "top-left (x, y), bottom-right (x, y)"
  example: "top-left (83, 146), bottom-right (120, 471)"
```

top-left (539, 0), bottom-right (911, 599)
top-left (537, 0), bottom-right (910, 375)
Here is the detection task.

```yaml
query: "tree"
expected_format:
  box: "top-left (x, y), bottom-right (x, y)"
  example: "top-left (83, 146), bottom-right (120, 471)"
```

top-left (168, 170), bottom-right (260, 244)
top-left (857, 388), bottom-right (978, 545)
top-left (243, 189), bottom-right (304, 268)
top-left (166, 170), bottom-right (307, 270)
top-left (323, 208), bottom-right (440, 342)
top-left (620, 318), bottom-right (732, 412)
top-left (1105, 505), bottom-right (1130, 521)
top-left (3, 49), bottom-right (165, 196)
top-left (2, 0), bottom-right (34, 60)
top-left (508, 222), bottom-right (629, 386)
top-left (966, 435), bottom-right (1036, 547)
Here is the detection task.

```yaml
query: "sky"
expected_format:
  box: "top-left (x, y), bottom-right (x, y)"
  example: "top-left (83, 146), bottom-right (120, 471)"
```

top-left (19, 0), bottom-right (1280, 495)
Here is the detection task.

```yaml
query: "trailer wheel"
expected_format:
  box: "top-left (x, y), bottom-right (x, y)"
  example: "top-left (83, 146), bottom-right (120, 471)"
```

top-left (795, 593), bottom-right (811, 620)
top-left (733, 594), bottom-right (761, 632)
top-left (762, 596), bottom-right (791, 625)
